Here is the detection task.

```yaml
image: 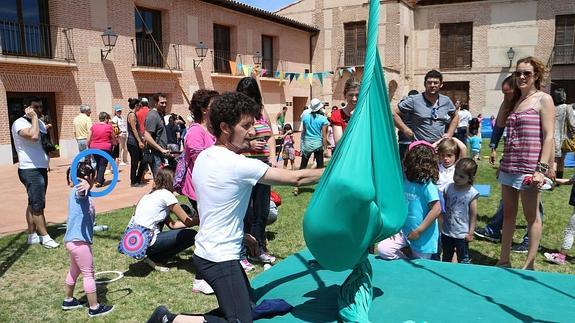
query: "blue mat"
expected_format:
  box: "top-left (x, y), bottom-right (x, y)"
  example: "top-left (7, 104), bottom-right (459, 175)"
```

top-left (565, 152), bottom-right (575, 168)
top-left (251, 249), bottom-right (575, 322)
top-left (474, 184), bottom-right (491, 197)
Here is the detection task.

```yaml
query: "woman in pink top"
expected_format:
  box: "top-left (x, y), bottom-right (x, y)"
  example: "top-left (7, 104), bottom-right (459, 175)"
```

top-left (496, 57), bottom-right (555, 270)
top-left (87, 112), bottom-right (117, 187)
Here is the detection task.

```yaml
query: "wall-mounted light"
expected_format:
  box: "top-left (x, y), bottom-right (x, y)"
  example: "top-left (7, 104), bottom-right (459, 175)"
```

top-left (101, 27), bottom-right (118, 61)
top-left (253, 51), bottom-right (262, 66)
top-left (507, 47), bottom-right (515, 68)
top-left (193, 42), bottom-right (208, 69)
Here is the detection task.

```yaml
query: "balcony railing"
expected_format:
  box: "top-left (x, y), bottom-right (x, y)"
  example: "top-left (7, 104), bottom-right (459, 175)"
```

top-left (0, 20), bottom-right (74, 62)
top-left (553, 44), bottom-right (575, 65)
top-left (131, 38), bottom-right (182, 70)
top-left (344, 48), bottom-right (365, 67)
top-left (211, 49), bottom-right (279, 76)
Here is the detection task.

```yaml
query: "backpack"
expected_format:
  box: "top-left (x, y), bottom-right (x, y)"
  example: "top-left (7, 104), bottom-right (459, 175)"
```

top-left (173, 124), bottom-right (197, 193)
top-left (112, 121), bottom-right (120, 137)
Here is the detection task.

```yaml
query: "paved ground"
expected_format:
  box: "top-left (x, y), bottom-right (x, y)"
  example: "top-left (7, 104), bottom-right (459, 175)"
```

top-left (1, 133), bottom-right (306, 236)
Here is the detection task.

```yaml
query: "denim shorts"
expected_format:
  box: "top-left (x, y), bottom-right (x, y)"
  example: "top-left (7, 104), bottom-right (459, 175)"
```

top-left (18, 168), bottom-right (48, 213)
top-left (498, 171), bottom-right (525, 190)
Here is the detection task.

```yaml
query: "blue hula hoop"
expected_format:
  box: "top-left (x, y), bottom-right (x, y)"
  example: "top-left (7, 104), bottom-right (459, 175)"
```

top-left (71, 149), bottom-right (119, 198)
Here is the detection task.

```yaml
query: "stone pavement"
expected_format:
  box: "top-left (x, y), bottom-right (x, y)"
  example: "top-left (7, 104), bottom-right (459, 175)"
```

top-left (0, 158), bottom-right (153, 236)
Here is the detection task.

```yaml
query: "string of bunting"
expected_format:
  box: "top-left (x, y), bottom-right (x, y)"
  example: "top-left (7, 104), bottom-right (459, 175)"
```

top-left (227, 61), bottom-right (359, 86)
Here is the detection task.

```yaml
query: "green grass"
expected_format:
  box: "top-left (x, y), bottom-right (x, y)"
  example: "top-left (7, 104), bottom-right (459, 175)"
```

top-left (0, 140), bottom-right (574, 322)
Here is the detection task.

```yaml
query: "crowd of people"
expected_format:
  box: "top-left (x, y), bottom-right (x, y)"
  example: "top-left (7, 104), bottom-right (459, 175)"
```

top-left (9, 55), bottom-right (575, 321)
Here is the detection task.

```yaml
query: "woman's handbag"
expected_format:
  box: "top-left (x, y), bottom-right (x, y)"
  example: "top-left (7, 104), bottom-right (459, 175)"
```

top-left (118, 219), bottom-right (153, 260)
top-left (562, 123), bottom-right (575, 153)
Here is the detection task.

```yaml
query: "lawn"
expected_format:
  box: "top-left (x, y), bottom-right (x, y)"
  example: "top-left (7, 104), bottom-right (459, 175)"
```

top-left (0, 140), bottom-right (574, 322)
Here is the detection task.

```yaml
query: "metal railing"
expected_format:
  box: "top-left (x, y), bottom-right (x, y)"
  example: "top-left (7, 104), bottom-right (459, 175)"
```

top-left (131, 38), bottom-right (182, 70)
top-left (211, 50), bottom-right (280, 76)
top-left (344, 48), bottom-right (365, 67)
top-left (0, 20), bottom-right (74, 61)
top-left (553, 44), bottom-right (575, 65)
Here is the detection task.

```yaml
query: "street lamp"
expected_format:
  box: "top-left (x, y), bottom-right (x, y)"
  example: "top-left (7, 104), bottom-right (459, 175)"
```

top-left (193, 41), bottom-right (208, 69)
top-left (253, 51), bottom-right (262, 66)
top-left (507, 47), bottom-right (515, 68)
top-left (100, 27), bottom-right (118, 61)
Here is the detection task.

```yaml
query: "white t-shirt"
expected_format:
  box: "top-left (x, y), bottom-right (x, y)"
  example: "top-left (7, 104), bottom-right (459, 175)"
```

top-left (11, 117), bottom-right (49, 169)
top-left (457, 109), bottom-right (472, 128)
top-left (437, 163), bottom-right (455, 193)
top-left (133, 189), bottom-right (179, 245)
top-left (112, 115), bottom-right (127, 133)
top-left (192, 145), bottom-right (269, 262)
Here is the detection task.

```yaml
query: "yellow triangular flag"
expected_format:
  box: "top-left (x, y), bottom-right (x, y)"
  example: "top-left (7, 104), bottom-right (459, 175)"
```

top-left (242, 65), bottom-right (250, 76)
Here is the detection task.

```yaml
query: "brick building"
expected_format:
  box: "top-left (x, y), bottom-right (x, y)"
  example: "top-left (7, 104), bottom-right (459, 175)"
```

top-left (278, 0), bottom-right (575, 117)
top-left (0, 0), bottom-right (318, 165)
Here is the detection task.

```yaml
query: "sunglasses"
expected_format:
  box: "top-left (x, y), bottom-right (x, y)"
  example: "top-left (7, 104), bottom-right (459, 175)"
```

top-left (431, 106), bottom-right (439, 120)
top-left (514, 70), bottom-right (533, 78)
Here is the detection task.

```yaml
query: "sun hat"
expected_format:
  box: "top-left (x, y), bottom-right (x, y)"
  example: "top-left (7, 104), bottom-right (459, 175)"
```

top-left (113, 104), bottom-right (122, 112)
top-left (140, 97), bottom-right (149, 103)
top-left (310, 98), bottom-right (323, 112)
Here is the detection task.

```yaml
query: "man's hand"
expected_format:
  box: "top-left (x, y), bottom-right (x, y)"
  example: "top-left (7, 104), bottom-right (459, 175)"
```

top-left (442, 133), bottom-right (452, 139)
top-left (402, 128), bottom-right (414, 140)
top-left (25, 107), bottom-right (37, 119)
top-left (244, 233), bottom-right (259, 257)
top-left (465, 233), bottom-right (474, 242)
top-left (138, 142), bottom-right (145, 149)
top-left (490, 149), bottom-right (497, 165)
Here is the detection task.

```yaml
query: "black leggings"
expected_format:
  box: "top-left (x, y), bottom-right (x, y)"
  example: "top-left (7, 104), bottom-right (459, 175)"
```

top-left (300, 148), bottom-right (324, 169)
top-left (127, 143), bottom-right (146, 184)
top-left (193, 255), bottom-right (253, 322)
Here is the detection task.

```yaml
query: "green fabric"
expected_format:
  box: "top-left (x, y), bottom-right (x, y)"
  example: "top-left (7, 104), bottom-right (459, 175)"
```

top-left (252, 249), bottom-right (575, 322)
top-left (302, 1), bottom-right (406, 320)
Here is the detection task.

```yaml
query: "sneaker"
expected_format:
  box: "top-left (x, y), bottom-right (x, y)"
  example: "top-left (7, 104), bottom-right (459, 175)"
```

top-left (41, 237), bottom-right (60, 249)
top-left (251, 252), bottom-right (276, 264)
top-left (474, 227), bottom-right (501, 243)
top-left (27, 234), bottom-right (40, 245)
top-left (240, 258), bottom-right (255, 272)
top-left (147, 305), bottom-right (173, 323)
top-left (544, 252), bottom-right (566, 265)
top-left (104, 170), bottom-right (112, 175)
top-left (511, 241), bottom-right (529, 253)
top-left (144, 258), bottom-right (170, 272)
top-left (192, 279), bottom-right (214, 295)
top-left (119, 162), bottom-right (127, 166)
top-left (61, 298), bottom-right (87, 310)
top-left (88, 304), bottom-right (114, 318)
top-left (93, 224), bottom-right (109, 232)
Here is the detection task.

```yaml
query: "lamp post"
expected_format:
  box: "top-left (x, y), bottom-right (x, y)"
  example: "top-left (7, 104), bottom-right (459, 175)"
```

top-left (507, 47), bottom-right (515, 68)
top-left (100, 27), bottom-right (118, 61)
top-left (193, 41), bottom-right (208, 69)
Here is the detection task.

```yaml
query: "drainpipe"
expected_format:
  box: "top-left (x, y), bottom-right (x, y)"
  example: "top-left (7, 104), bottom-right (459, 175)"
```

top-left (309, 32), bottom-right (317, 101)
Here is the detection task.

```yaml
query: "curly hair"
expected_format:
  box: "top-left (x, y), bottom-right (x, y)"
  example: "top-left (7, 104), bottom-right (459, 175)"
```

top-left (209, 92), bottom-right (260, 138)
top-left (190, 89), bottom-right (219, 123)
top-left (404, 145), bottom-right (439, 184)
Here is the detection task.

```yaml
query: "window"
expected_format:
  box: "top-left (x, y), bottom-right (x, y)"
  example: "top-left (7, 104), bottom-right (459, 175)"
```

top-left (554, 15), bottom-right (575, 64)
top-left (261, 35), bottom-right (274, 77)
top-left (440, 22), bottom-right (472, 69)
top-left (0, 0), bottom-right (51, 58)
top-left (213, 24), bottom-right (231, 73)
top-left (135, 7), bottom-right (163, 67)
top-left (344, 21), bottom-right (366, 66)
top-left (441, 81), bottom-right (469, 107)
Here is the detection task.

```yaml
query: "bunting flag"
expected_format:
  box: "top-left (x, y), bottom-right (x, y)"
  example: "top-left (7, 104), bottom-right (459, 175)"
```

top-left (303, 0), bottom-right (406, 321)
top-left (339, 69), bottom-right (344, 77)
top-left (308, 73), bottom-right (314, 86)
top-left (228, 61), bottom-right (237, 76)
top-left (317, 72), bottom-right (324, 85)
top-left (288, 73), bottom-right (296, 83)
top-left (260, 68), bottom-right (267, 77)
top-left (242, 65), bottom-right (250, 76)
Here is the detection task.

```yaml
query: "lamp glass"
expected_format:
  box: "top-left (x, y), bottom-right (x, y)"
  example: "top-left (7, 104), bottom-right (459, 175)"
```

top-left (507, 47), bottom-right (515, 60)
top-left (101, 27), bottom-right (118, 47)
top-left (195, 42), bottom-right (208, 58)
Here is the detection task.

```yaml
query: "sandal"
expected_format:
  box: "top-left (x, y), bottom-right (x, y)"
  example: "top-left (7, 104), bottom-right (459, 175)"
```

top-left (293, 187), bottom-right (299, 196)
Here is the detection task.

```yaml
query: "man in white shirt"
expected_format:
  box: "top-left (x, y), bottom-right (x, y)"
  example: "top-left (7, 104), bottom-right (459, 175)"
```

top-left (11, 96), bottom-right (59, 248)
top-left (455, 101), bottom-right (472, 144)
top-left (147, 92), bottom-right (323, 323)
top-left (112, 105), bottom-right (128, 165)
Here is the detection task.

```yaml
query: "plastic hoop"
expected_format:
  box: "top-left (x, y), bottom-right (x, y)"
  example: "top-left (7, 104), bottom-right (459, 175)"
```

top-left (70, 149), bottom-right (119, 197)
top-left (94, 270), bottom-right (124, 284)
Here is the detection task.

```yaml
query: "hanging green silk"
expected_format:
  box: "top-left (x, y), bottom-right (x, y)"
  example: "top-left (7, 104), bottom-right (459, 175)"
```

top-left (302, 0), bottom-right (407, 320)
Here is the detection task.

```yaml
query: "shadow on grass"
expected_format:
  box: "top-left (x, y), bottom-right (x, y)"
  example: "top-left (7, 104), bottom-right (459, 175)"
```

top-left (0, 225), bottom-right (65, 278)
top-left (405, 261), bottom-right (557, 323)
top-left (469, 248), bottom-right (499, 266)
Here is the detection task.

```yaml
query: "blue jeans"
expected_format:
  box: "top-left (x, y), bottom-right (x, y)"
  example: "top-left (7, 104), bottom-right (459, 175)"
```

top-left (149, 152), bottom-right (164, 179)
top-left (486, 199), bottom-right (544, 242)
top-left (146, 228), bottom-right (197, 263)
top-left (93, 150), bottom-right (110, 185)
top-left (243, 183), bottom-right (271, 257)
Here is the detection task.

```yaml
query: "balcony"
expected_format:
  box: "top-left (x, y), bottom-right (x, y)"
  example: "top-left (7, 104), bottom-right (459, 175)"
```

top-left (131, 38), bottom-right (182, 71)
top-left (0, 20), bottom-right (75, 64)
top-left (344, 48), bottom-right (365, 67)
top-left (211, 49), bottom-right (279, 78)
top-left (553, 45), bottom-right (575, 65)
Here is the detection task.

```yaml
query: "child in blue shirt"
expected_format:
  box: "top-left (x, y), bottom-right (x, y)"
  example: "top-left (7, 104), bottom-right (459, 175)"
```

top-left (62, 161), bottom-right (114, 318)
top-left (377, 141), bottom-right (441, 259)
top-left (468, 128), bottom-right (482, 161)
top-left (442, 158), bottom-right (479, 263)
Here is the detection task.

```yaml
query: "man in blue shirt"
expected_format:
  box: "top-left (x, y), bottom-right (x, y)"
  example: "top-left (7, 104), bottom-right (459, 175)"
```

top-left (393, 70), bottom-right (458, 145)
